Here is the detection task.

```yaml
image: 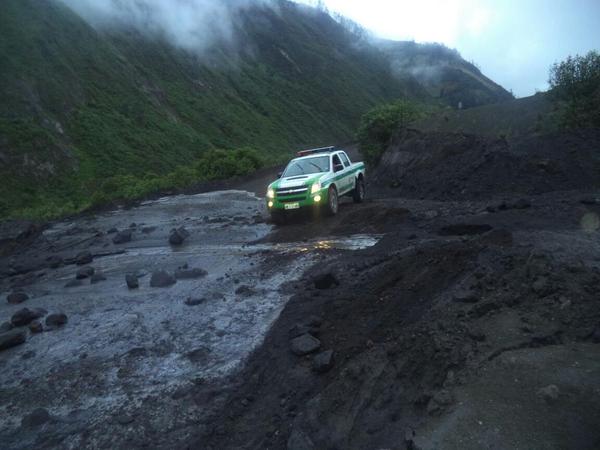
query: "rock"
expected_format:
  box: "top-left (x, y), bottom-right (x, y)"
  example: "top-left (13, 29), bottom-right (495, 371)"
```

top-left (141, 226), bottom-right (156, 234)
top-left (107, 227), bottom-right (118, 234)
top-left (185, 297), bottom-right (206, 306)
top-left (7, 291), bottom-right (29, 304)
top-left (115, 414), bottom-right (135, 425)
top-left (453, 291), bottom-right (479, 304)
top-left (125, 274), bottom-right (139, 289)
top-left (513, 198), bottom-right (531, 209)
top-left (290, 334), bottom-right (321, 356)
top-left (45, 313), bottom-right (68, 328)
top-left (11, 308), bottom-right (44, 327)
top-left (0, 322), bottom-right (13, 333)
top-left (313, 350), bottom-right (334, 373)
top-left (313, 273), bottom-right (339, 290)
top-left (75, 251), bottom-right (93, 265)
top-left (427, 390), bottom-right (454, 415)
top-left (47, 256), bottom-right (63, 269)
top-left (150, 271), bottom-right (176, 288)
top-left (439, 224), bottom-right (493, 236)
top-left (76, 266), bottom-right (95, 279)
top-left (65, 279), bottom-right (83, 288)
top-left (90, 273), bottom-right (107, 284)
top-left (235, 285), bottom-right (255, 297)
top-left (532, 277), bottom-right (549, 295)
top-left (537, 385), bottom-right (559, 403)
top-left (29, 321), bottom-right (43, 333)
top-left (0, 330), bottom-right (26, 351)
top-left (169, 227), bottom-right (190, 245)
top-left (175, 268), bottom-right (207, 280)
top-left (21, 408), bottom-right (51, 428)
top-left (112, 229), bottom-right (132, 245)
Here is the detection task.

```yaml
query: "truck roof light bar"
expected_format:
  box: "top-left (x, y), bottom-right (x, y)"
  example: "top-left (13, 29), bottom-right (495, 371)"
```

top-left (296, 146), bottom-right (336, 157)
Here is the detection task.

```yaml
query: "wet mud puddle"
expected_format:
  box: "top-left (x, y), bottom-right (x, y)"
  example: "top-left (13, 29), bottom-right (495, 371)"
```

top-left (0, 190), bottom-right (381, 448)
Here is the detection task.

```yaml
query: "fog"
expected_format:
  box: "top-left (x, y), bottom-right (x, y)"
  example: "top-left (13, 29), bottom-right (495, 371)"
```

top-left (60, 0), bottom-right (272, 53)
top-left (298, 0), bottom-right (600, 97)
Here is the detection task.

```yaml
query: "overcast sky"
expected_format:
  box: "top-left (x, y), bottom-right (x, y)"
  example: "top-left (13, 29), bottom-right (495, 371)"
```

top-left (298, 0), bottom-right (600, 97)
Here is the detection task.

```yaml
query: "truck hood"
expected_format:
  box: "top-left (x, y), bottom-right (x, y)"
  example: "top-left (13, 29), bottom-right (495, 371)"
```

top-left (270, 173), bottom-right (325, 190)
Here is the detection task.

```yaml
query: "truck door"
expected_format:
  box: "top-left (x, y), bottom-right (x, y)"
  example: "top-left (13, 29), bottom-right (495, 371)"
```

top-left (331, 154), bottom-right (349, 194)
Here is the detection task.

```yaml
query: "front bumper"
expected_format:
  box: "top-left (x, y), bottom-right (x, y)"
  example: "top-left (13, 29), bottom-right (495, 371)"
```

top-left (267, 187), bottom-right (328, 212)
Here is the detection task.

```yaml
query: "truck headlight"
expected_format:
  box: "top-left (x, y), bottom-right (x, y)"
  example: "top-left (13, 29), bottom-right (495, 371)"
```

top-left (267, 188), bottom-right (275, 199)
top-left (311, 182), bottom-right (321, 195)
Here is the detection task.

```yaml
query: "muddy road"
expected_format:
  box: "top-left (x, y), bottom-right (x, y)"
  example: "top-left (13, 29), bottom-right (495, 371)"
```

top-left (2, 153), bottom-right (600, 449)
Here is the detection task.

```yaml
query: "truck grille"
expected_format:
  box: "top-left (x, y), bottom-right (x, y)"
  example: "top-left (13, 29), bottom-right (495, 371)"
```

top-left (279, 196), bottom-right (306, 203)
top-left (276, 187), bottom-right (308, 196)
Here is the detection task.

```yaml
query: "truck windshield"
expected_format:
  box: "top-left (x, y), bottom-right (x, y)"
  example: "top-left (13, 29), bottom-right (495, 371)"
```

top-left (283, 156), bottom-right (330, 177)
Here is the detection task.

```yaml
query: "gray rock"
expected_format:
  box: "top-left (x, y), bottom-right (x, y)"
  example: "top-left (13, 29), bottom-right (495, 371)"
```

top-left (29, 321), bottom-right (43, 334)
top-left (112, 229), bottom-right (132, 245)
top-left (313, 350), bottom-right (334, 373)
top-left (47, 256), bottom-right (63, 269)
top-left (45, 313), bottom-right (68, 328)
top-left (75, 251), bottom-right (93, 265)
top-left (313, 273), bottom-right (339, 290)
top-left (0, 330), bottom-right (26, 351)
top-left (234, 285), bottom-right (255, 297)
top-left (11, 308), bottom-right (44, 327)
top-left (21, 408), bottom-right (51, 427)
top-left (90, 272), bottom-right (107, 284)
top-left (65, 279), bottom-right (83, 288)
top-left (107, 227), bottom-right (118, 234)
top-left (537, 384), bottom-right (559, 403)
top-left (289, 323), bottom-right (319, 339)
top-left (175, 268), bottom-right (207, 280)
top-left (169, 227), bottom-right (190, 245)
top-left (7, 291), bottom-right (29, 304)
top-left (126, 274), bottom-right (139, 289)
top-left (185, 297), bottom-right (206, 306)
top-left (141, 226), bottom-right (156, 234)
top-left (115, 414), bottom-right (135, 425)
top-left (76, 266), bottom-right (95, 279)
top-left (453, 291), bottom-right (479, 304)
top-left (0, 322), bottom-right (13, 333)
top-left (290, 334), bottom-right (321, 356)
top-left (150, 271), bottom-right (176, 288)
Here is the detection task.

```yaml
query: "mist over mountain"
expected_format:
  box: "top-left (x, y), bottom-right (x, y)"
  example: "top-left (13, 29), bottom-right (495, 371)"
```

top-left (0, 0), bottom-right (510, 219)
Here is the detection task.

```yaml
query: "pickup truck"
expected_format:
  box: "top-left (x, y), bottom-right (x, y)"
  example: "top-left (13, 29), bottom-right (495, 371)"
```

top-left (266, 146), bottom-right (366, 223)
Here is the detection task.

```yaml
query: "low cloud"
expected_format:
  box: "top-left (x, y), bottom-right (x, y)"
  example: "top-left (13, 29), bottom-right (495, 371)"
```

top-left (59, 0), bottom-right (273, 54)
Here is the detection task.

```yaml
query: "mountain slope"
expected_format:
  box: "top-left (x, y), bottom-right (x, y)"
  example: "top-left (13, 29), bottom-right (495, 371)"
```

top-left (0, 0), bottom-right (510, 219)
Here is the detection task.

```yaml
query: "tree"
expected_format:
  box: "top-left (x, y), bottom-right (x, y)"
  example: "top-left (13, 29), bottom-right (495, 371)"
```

top-left (549, 51), bottom-right (600, 127)
top-left (356, 101), bottom-right (426, 165)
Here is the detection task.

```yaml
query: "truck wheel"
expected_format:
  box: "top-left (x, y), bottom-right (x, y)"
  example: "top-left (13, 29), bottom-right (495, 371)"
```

top-left (353, 178), bottom-right (365, 203)
top-left (325, 186), bottom-right (339, 216)
top-left (270, 211), bottom-right (286, 225)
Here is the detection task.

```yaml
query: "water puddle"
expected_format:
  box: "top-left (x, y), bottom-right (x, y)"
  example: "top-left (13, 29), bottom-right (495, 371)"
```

top-left (254, 234), bottom-right (383, 254)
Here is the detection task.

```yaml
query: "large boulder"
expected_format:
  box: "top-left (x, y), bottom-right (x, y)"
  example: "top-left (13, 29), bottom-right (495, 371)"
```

top-left (169, 227), bottom-right (190, 246)
top-left (125, 274), bottom-right (139, 289)
top-left (45, 313), bottom-right (68, 328)
top-left (313, 350), bottom-right (334, 373)
top-left (0, 330), bottom-right (26, 351)
top-left (7, 291), bottom-right (29, 304)
top-left (11, 308), bottom-right (44, 327)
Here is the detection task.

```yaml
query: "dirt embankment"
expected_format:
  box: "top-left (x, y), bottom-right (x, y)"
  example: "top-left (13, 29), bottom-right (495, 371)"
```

top-left (371, 128), bottom-right (600, 201)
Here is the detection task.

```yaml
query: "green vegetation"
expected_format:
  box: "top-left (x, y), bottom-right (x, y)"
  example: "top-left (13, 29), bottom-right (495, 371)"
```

top-left (0, 0), bottom-right (509, 221)
top-left (549, 50), bottom-right (600, 128)
top-left (357, 101), bottom-right (430, 165)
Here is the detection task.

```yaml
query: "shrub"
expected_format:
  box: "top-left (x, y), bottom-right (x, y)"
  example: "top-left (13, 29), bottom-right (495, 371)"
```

top-left (357, 100), bottom-right (427, 165)
top-left (549, 51), bottom-right (600, 127)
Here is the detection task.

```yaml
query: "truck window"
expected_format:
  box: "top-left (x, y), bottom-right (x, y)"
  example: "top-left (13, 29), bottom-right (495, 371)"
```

top-left (332, 154), bottom-right (343, 170)
top-left (340, 152), bottom-right (351, 167)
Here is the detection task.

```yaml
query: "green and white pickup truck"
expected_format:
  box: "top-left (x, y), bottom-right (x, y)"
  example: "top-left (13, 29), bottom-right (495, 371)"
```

top-left (266, 146), bottom-right (366, 222)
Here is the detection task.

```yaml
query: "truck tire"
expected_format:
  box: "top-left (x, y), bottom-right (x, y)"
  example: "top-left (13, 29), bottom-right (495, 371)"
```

top-left (325, 185), bottom-right (339, 216)
top-left (353, 177), bottom-right (365, 203)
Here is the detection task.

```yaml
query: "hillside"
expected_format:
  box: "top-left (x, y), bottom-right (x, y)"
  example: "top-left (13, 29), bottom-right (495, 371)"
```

top-left (378, 40), bottom-right (514, 108)
top-left (0, 0), bottom-right (510, 219)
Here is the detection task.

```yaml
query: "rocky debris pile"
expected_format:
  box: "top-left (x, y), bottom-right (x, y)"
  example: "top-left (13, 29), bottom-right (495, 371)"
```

top-left (372, 128), bottom-right (600, 200)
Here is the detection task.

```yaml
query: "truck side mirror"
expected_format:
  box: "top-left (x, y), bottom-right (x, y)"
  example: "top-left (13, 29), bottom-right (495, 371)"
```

top-left (277, 172), bottom-right (282, 178)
